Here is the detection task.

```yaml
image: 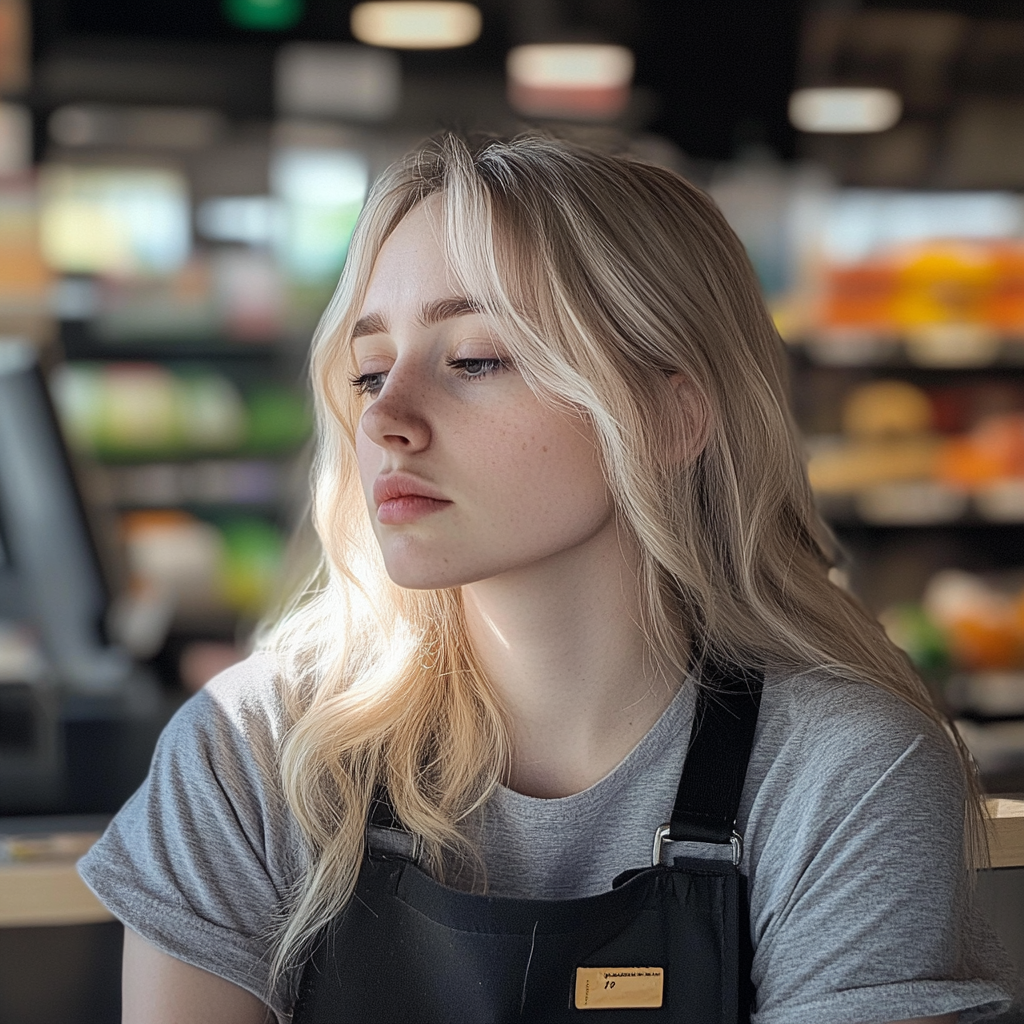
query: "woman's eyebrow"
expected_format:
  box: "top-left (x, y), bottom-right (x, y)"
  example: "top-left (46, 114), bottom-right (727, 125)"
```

top-left (351, 311), bottom-right (389, 339)
top-left (351, 297), bottom-right (483, 342)
top-left (418, 296), bottom-right (483, 326)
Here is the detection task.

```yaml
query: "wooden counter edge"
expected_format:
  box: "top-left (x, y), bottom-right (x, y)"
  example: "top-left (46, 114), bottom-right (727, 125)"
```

top-left (986, 798), bottom-right (1024, 869)
top-left (0, 860), bottom-right (114, 928)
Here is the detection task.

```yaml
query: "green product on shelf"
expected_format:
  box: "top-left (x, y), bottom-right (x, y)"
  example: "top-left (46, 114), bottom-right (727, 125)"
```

top-left (177, 372), bottom-right (248, 452)
top-left (219, 517), bottom-right (284, 615)
top-left (244, 385), bottom-right (311, 453)
top-left (878, 603), bottom-right (950, 675)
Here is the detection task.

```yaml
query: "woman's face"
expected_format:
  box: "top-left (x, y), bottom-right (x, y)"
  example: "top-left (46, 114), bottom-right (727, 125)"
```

top-left (351, 199), bottom-right (615, 590)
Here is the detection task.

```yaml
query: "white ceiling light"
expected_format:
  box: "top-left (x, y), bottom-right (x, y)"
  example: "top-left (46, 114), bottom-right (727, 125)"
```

top-left (506, 44), bottom-right (634, 120)
top-left (351, 2), bottom-right (482, 49)
top-left (789, 87), bottom-right (902, 134)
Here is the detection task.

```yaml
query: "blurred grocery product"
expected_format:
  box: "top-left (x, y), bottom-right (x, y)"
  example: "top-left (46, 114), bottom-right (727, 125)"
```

top-left (808, 379), bottom-right (941, 494)
top-left (807, 377), bottom-right (1024, 525)
top-left (38, 166), bottom-right (191, 277)
top-left (0, 183), bottom-right (55, 344)
top-left (841, 380), bottom-right (934, 437)
top-left (121, 510), bottom-right (225, 614)
top-left (937, 413), bottom-right (1024, 490)
top-left (877, 603), bottom-right (949, 674)
top-left (220, 517), bottom-right (285, 615)
top-left (120, 509), bottom-right (285, 620)
top-left (878, 569), bottom-right (1024, 700)
top-left (922, 570), bottom-right (1024, 672)
top-left (100, 458), bottom-right (283, 508)
top-left (50, 362), bottom-right (309, 459)
top-left (243, 384), bottom-right (312, 452)
top-left (818, 240), bottom-right (1024, 338)
top-left (807, 436), bottom-right (940, 494)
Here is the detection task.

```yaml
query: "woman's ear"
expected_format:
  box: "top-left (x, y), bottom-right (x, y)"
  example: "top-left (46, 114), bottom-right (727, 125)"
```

top-left (666, 372), bottom-right (711, 467)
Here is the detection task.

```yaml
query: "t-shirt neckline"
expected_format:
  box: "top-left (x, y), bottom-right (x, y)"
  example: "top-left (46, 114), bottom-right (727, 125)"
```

top-left (494, 673), bottom-right (697, 815)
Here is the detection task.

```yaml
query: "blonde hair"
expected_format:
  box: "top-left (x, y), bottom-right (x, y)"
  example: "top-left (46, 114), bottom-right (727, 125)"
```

top-left (261, 132), bottom-right (982, 985)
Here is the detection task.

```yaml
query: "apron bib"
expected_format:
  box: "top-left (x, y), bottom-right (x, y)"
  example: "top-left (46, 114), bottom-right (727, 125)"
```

top-left (294, 662), bottom-right (763, 1024)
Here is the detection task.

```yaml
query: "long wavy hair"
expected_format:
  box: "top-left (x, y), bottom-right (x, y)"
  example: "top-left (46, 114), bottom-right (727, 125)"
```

top-left (261, 132), bottom-right (982, 987)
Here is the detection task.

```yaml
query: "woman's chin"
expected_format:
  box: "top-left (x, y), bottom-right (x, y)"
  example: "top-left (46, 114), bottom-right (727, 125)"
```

top-left (382, 556), bottom-right (510, 592)
top-left (383, 561), bottom-right (473, 591)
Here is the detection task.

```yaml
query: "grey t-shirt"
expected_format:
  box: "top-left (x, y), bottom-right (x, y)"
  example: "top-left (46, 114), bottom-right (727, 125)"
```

top-left (79, 652), bottom-right (1014, 1023)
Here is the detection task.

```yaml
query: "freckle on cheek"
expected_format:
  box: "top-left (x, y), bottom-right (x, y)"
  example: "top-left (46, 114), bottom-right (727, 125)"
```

top-left (542, 446), bottom-right (548, 453)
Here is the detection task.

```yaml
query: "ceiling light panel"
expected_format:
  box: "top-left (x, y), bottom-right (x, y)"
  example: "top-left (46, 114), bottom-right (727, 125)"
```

top-left (789, 87), bottom-right (903, 134)
top-left (506, 44), bottom-right (634, 120)
top-left (351, 2), bottom-right (482, 50)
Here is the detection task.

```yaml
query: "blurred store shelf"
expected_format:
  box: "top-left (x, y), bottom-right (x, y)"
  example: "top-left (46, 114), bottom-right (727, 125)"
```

top-left (792, 337), bottom-right (1024, 371)
top-left (815, 487), bottom-right (1024, 528)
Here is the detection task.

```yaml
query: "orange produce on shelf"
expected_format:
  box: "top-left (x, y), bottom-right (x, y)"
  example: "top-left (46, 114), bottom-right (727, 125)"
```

top-left (924, 570), bottom-right (1024, 671)
top-left (936, 436), bottom-right (1006, 488)
top-left (946, 617), bottom-right (1021, 671)
top-left (936, 413), bottom-right (1024, 488)
top-left (982, 244), bottom-right (1024, 333)
top-left (815, 240), bottom-right (1024, 335)
top-left (820, 262), bottom-right (896, 330)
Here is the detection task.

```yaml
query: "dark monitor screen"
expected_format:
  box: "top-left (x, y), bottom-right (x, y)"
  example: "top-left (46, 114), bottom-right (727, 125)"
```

top-left (0, 341), bottom-right (129, 692)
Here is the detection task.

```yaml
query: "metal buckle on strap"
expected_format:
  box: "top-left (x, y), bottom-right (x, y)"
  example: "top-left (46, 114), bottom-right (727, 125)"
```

top-left (652, 823), bottom-right (743, 867)
top-left (366, 824), bottom-right (423, 864)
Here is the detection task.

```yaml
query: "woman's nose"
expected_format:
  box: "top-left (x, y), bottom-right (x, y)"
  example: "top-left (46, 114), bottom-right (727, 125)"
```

top-left (359, 369), bottom-right (432, 452)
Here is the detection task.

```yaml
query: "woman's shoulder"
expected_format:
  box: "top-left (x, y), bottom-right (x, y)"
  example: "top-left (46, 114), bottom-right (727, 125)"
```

top-left (199, 649), bottom-right (291, 738)
top-left (150, 650), bottom-right (294, 803)
top-left (757, 665), bottom-right (954, 767)
top-left (744, 669), bottom-right (1008, 1024)
top-left (743, 666), bottom-right (965, 841)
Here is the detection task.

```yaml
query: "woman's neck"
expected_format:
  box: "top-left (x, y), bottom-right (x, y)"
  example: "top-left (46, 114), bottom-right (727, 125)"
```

top-left (462, 520), bottom-right (686, 799)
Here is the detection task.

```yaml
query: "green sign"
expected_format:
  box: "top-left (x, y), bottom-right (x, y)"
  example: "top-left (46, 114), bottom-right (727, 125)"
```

top-left (223, 0), bottom-right (303, 31)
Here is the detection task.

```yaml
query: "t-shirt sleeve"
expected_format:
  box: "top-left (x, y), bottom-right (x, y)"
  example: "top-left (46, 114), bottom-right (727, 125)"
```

top-left (77, 653), bottom-right (303, 1019)
top-left (746, 680), bottom-right (1015, 1024)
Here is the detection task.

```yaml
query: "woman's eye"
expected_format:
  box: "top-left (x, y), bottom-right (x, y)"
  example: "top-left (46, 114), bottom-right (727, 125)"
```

top-left (349, 371), bottom-right (387, 396)
top-left (446, 357), bottom-right (507, 380)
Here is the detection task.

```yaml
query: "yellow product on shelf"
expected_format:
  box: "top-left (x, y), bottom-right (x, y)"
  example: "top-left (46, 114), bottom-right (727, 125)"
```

top-left (815, 239), bottom-right (1024, 340)
top-left (841, 380), bottom-right (933, 437)
top-left (808, 435), bottom-right (940, 493)
top-left (809, 379), bottom-right (942, 494)
top-left (98, 364), bottom-right (180, 453)
top-left (892, 243), bottom-right (995, 328)
top-left (51, 363), bottom-right (252, 458)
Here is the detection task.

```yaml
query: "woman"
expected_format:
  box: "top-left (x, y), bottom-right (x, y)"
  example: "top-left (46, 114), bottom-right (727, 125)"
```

top-left (80, 133), bottom-right (1012, 1023)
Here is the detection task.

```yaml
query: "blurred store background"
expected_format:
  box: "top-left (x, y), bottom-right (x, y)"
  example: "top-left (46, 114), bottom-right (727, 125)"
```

top-left (6, 0), bottom-right (1024, 1017)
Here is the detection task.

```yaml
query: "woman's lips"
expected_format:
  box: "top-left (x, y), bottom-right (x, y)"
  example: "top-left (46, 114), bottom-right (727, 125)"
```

top-left (373, 473), bottom-right (452, 524)
top-left (376, 494), bottom-right (451, 525)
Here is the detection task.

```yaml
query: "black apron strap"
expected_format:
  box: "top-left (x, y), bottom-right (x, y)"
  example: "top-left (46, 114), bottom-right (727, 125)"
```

top-left (367, 785), bottom-right (423, 862)
top-left (668, 661), bottom-right (764, 846)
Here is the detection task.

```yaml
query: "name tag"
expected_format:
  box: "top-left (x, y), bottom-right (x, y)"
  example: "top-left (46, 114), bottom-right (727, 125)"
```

top-left (574, 967), bottom-right (664, 1010)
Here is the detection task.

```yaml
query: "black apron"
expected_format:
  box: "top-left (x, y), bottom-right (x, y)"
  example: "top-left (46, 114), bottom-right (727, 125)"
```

top-left (293, 662), bottom-right (763, 1024)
